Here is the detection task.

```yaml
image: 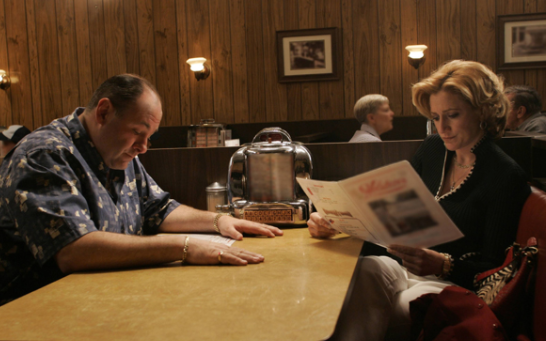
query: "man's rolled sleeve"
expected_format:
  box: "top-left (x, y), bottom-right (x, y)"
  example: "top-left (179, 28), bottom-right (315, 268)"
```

top-left (134, 159), bottom-right (181, 235)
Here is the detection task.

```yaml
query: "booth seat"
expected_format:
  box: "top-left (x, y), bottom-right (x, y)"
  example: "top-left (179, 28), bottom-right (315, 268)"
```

top-left (327, 186), bottom-right (546, 341)
top-left (516, 186), bottom-right (546, 341)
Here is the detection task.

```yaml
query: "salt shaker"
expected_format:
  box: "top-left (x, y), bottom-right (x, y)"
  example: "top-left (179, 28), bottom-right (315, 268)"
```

top-left (206, 182), bottom-right (227, 212)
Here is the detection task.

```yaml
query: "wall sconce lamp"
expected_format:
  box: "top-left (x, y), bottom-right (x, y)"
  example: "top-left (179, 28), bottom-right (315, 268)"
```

top-left (405, 45), bottom-right (428, 69)
top-left (0, 70), bottom-right (10, 90)
top-left (186, 58), bottom-right (210, 81)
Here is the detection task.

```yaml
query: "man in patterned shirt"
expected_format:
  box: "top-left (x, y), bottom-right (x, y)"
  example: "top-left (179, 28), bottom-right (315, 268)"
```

top-left (0, 74), bottom-right (282, 305)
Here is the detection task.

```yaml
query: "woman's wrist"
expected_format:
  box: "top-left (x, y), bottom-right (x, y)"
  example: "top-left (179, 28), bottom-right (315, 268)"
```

top-left (435, 253), bottom-right (454, 279)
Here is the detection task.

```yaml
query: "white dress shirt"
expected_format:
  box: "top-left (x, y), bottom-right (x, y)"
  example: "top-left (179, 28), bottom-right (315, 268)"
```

top-left (349, 123), bottom-right (382, 143)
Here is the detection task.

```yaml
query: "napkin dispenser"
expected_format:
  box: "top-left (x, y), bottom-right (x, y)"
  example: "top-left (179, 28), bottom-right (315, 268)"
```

top-left (187, 119), bottom-right (227, 147)
top-left (225, 127), bottom-right (313, 226)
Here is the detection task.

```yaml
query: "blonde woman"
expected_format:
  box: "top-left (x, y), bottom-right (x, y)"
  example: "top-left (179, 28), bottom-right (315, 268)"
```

top-left (308, 60), bottom-right (531, 340)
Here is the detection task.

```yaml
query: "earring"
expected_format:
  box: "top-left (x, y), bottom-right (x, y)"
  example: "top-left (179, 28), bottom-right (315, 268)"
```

top-left (479, 121), bottom-right (488, 131)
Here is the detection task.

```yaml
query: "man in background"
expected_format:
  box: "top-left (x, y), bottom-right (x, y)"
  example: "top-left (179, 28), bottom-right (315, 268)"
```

top-left (0, 125), bottom-right (31, 162)
top-left (349, 94), bottom-right (395, 143)
top-left (504, 85), bottom-right (546, 134)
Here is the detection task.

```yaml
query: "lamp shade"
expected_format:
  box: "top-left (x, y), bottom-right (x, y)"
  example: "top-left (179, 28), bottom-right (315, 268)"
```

top-left (405, 45), bottom-right (428, 59)
top-left (186, 58), bottom-right (206, 72)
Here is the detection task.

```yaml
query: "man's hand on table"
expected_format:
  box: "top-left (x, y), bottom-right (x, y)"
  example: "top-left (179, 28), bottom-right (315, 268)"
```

top-left (216, 215), bottom-right (283, 241)
top-left (186, 237), bottom-right (265, 265)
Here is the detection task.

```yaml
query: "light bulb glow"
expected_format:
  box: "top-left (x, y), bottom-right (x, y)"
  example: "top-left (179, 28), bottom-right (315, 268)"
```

top-left (405, 45), bottom-right (428, 59)
top-left (408, 51), bottom-right (424, 59)
top-left (186, 58), bottom-right (206, 72)
top-left (0, 69), bottom-right (10, 90)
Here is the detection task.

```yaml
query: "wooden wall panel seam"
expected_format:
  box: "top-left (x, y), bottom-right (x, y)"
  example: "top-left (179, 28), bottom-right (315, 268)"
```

top-left (283, 0), bottom-right (302, 121)
top-left (185, 0), bottom-right (213, 123)
top-left (153, 0), bottom-right (183, 126)
top-left (73, 0), bottom-right (94, 110)
top-left (70, 0), bottom-right (82, 108)
top-left (378, 0), bottom-right (403, 116)
top-left (87, 0), bottom-right (108, 91)
top-left (228, 0), bottom-right (250, 123)
top-left (341, 0), bottom-right (355, 119)
top-left (123, 0), bottom-right (140, 75)
top-left (460, 0), bottom-right (477, 61)
top-left (136, 0), bottom-right (157, 86)
top-left (56, 0), bottom-right (82, 118)
top-left (210, 0), bottom-right (235, 123)
top-left (245, 0), bottom-right (266, 123)
top-left (262, 0), bottom-right (287, 122)
top-left (103, 0), bottom-right (128, 77)
top-left (24, 0), bottom-right (40, 127)
top-left (177, 0), bottom-right (193, 125)
top-left (299, 0), bottom-right (320, 121)
top-left (0, 0), bottom-right (12, 126)
top-left (316, 0), bottom-right (344, 120)
top-left (207, 0), bottom-right (216, 122)
top-left (400, 0), bottom-right (419, 117)
top-left (38, 0), bottom-right (63, 125)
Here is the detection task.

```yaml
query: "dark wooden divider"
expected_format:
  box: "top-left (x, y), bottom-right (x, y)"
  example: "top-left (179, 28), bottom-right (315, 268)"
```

top-left (139, 136), bottom-right (533, 211)
top-left (150, 116), bottom-right (429, 148)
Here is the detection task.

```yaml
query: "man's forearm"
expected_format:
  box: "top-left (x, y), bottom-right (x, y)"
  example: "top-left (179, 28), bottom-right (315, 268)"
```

top-left (54, 231), bottom-right (186, 274)
top-left (158, 204), bottom-right (217, 233)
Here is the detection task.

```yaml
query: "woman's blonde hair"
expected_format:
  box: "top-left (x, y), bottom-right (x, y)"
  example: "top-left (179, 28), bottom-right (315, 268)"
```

top-left (412, 60), bottom-right (508, 138)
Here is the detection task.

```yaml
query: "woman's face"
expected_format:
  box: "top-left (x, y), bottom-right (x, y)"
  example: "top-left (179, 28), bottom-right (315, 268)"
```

top-left (429, 90), bottom-right (484, 153)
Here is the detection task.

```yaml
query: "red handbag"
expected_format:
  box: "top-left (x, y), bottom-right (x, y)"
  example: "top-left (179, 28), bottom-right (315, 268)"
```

top-left (410, 238), bottom-right (538, 341)
top-left (474, 237), bottom-right (538, 336)
top-left (410, 286), bottom-right (509, 341)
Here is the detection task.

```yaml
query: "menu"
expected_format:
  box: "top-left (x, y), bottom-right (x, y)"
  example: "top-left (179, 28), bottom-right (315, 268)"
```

top-left (297, 161), bottom-right (463, 248)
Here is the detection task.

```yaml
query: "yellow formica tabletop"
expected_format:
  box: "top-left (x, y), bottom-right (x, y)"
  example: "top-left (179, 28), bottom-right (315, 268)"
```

top-left (0, 229), bottom-right (362, 340)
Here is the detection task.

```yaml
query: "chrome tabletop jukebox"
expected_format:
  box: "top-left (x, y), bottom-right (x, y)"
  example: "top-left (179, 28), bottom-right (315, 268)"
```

top-left (225, 127), bottom-right (313, 226)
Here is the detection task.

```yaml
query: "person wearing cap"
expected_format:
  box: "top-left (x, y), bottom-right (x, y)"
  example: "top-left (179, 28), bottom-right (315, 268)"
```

top-left (0, 74), bottom-right (283, 306)
top-left (0, 125), bottom-right (31, 160)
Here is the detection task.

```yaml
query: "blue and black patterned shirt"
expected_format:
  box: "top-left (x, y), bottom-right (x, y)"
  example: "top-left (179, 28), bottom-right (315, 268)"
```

top-left (0, 108), bottom-right (180, 304)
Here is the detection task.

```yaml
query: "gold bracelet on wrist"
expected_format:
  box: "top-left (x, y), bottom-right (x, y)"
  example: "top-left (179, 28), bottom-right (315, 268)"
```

top-left (180, 236), bottom-right (190, 265)
top-left (435, 253), bottom-right (454, 279)
top-left (213, 213), bottom-right (230, 233)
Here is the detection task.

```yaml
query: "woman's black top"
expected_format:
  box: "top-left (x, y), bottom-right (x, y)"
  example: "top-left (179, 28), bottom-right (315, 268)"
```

top-left (411, 134), bottom-right (531, 289)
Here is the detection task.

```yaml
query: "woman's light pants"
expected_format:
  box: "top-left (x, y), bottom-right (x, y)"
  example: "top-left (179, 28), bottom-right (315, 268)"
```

top-left (357, 256), bottom-right (454, 341)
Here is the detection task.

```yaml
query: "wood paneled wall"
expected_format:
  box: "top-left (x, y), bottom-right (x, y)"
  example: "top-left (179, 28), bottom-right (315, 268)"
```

top-left (1, 0), bottom-right (546, 130)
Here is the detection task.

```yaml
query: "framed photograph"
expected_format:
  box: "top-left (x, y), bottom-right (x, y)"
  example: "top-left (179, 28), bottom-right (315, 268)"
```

top-left (497, 13), bottom-right (546, 70)
top-left (276, 27), bottom-right (341, 83)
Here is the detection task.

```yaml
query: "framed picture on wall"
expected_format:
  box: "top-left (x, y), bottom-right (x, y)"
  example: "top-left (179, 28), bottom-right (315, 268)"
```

top-left (276, 27), bottom-right (341, 83)
top-left (497, 13), bottom-right (546, 70)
